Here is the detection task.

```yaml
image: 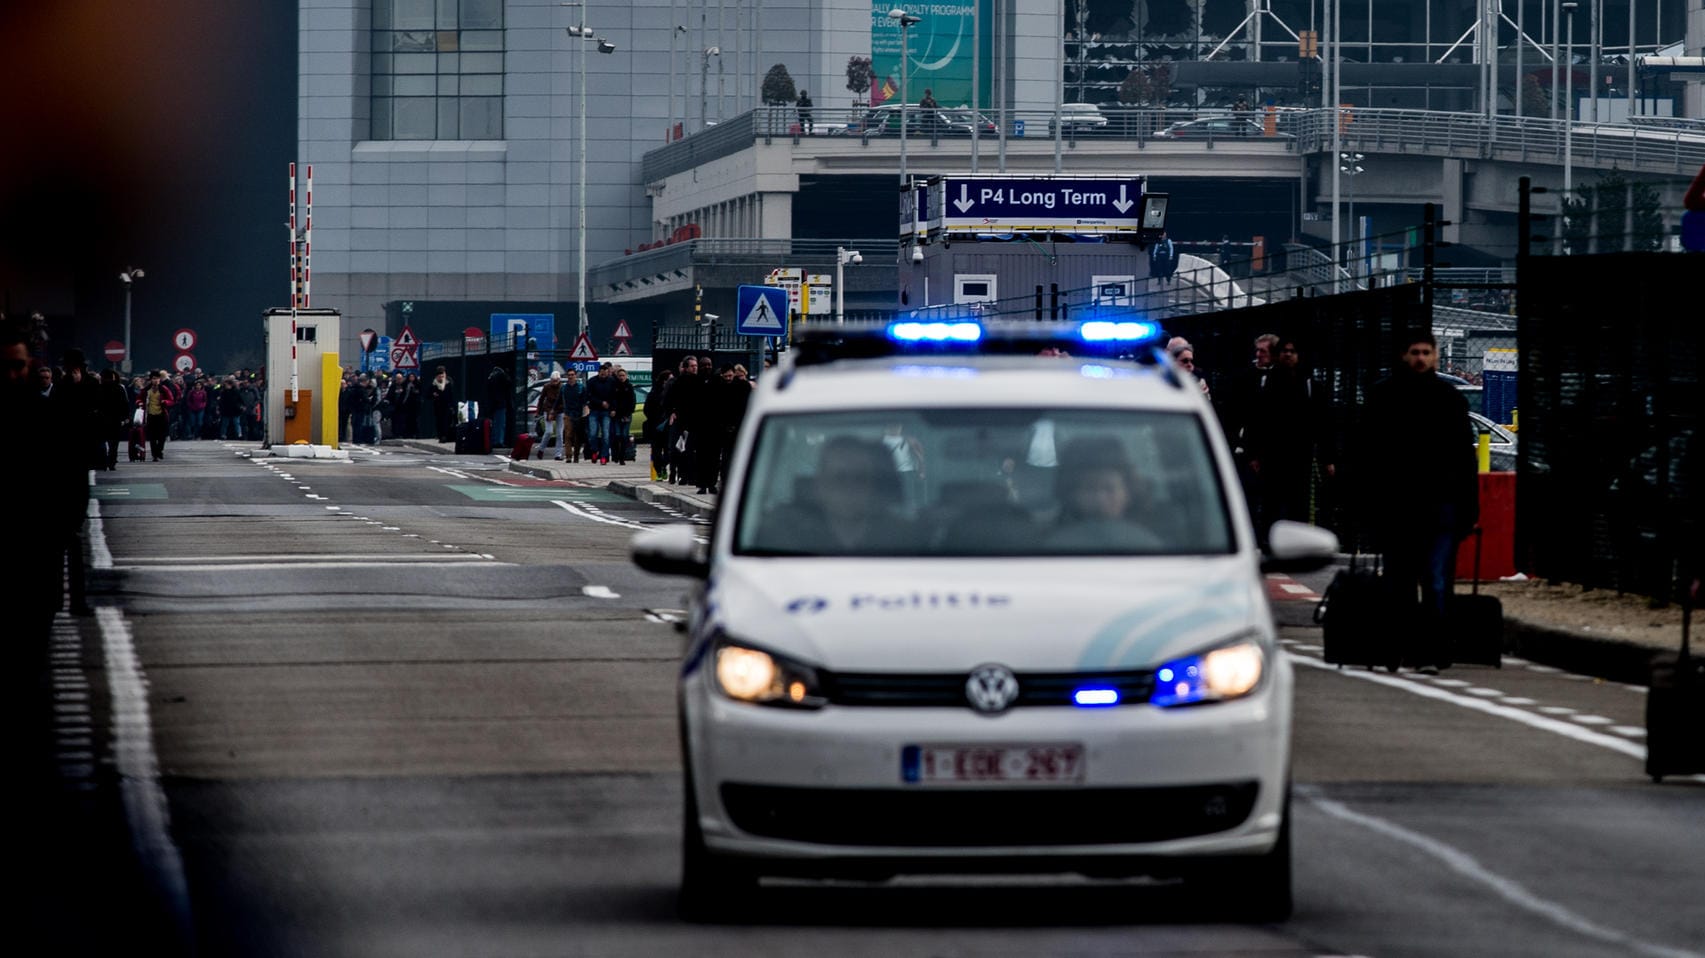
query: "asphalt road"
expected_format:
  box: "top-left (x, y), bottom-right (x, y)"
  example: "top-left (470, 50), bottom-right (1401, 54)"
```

top-left (41, 440), bottom-right (1704, 957)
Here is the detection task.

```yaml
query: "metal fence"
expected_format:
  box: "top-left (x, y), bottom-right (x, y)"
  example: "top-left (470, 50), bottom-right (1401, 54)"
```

top-left (1517, 253), bottom-right (1702, 602)
top-left (643, 105), bottom-right (1705, 182)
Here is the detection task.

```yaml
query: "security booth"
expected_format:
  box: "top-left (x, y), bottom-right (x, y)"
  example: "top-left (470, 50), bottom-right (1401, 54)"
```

top-left (263, 307), bottom-right (342, 447)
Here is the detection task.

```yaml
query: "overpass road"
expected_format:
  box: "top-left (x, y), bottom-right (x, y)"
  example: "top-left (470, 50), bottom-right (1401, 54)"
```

top-left (36, 440), bottom-right (1704, 957)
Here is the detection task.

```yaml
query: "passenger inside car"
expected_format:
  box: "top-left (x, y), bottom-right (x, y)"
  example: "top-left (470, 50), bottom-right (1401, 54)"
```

top-left (1045, 439), bottom-right (1166, 552)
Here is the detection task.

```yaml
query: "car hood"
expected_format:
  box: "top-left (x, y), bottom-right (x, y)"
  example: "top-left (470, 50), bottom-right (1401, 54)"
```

top-left (707, 557), bottom-right (1268, 673)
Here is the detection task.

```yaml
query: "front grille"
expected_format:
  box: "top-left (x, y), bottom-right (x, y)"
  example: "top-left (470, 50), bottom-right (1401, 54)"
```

top-left (720, 782), bottom-right (1259, 846)
top-left (820, 669), bottom-right (1154, 708)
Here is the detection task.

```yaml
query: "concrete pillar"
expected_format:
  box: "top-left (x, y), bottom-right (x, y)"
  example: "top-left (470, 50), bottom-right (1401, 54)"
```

top-left (1441, 158), bottom-right (1467, 246)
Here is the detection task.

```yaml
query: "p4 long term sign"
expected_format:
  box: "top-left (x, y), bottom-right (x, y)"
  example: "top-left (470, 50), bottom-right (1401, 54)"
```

top-left (931, 175), bottom-right (1159, 238)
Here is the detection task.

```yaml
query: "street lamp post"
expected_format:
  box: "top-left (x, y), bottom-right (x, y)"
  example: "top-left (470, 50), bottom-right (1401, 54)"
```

top-left (890, 8), bottom-right (922, 188)
top-left (564, 5), bottom-right (616, 337)
top-left (1339, 152), bottom-right (1364, 281)
top-left (118, 267), bottom-right (144, 374)
top-left (836, 247), bottom-right (863, 325)
top-left (1563, 2), bottom-right (1576, 198)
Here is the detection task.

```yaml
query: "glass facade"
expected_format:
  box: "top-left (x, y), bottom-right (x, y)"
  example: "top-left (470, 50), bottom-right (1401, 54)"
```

top-left (371, 0), bottom-right (504, 140)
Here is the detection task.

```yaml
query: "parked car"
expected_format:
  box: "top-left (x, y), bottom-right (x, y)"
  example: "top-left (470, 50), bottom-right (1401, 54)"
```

top-left (1047, 102), bottom-right (1109, 134)
top-left (1155, 116), bottom-right (1292, 140)
top-left (1469, 411), bottom-right (1517, 471)
top-left (938, 107), bottom-right (997, 137)
top-left (845, 104), bottom-right (993, 138)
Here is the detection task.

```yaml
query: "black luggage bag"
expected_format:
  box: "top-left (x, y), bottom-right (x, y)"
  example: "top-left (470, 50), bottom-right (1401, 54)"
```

top-left (454, 419), bottom-right (492, 455)
top-left (1315, 554), bottom-right (1403, 672)
top-left (1446, 526), bottom-right (1503, 668)
top-left (1646, 579), bottom-right (1704, 783)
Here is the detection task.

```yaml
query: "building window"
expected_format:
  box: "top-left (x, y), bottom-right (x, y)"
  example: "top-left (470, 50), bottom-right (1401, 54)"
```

top-left (371, 0), bottom-right (504, 140)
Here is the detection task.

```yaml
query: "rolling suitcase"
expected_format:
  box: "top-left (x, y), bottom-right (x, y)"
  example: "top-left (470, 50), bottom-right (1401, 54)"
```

top-left (454, 419), bottom-right (492, 455)
top-left (1646, 580), bottom-right (1704, 783)
top-left (510, 432), bottom-right (534, 461)
top-left (1447, 526), bottom-right (1504, 667)
top-left (128, 425), bottom-right (147, 462)
top-left (1315, 554), bottom-right (1403, 672)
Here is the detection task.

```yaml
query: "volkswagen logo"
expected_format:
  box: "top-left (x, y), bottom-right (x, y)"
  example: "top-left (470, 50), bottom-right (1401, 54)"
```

top-left (784, 596), bottom-right (830, 615)
top-left (964, 664), bottom-right (1020, 714)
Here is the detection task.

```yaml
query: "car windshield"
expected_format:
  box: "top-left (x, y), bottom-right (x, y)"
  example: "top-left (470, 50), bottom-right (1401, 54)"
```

top-left (735, 407), bottom-right (1233, 558)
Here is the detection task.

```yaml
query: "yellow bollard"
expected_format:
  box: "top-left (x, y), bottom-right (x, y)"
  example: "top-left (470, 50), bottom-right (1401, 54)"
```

top-left (1477, 432), bottom-right (1492, 473)
top-left (1508, 408), bottom-right (1518, 432)
top-left (321, 352), bottom-right (342, 448)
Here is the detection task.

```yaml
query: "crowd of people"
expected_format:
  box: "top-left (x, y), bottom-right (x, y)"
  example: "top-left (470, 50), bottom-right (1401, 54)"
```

top-left (644, 355), bottom-right (756, 495)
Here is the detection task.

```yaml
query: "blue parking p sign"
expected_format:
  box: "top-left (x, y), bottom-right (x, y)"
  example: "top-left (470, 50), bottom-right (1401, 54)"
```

top-left (736, 285), bottom-right (789, 337)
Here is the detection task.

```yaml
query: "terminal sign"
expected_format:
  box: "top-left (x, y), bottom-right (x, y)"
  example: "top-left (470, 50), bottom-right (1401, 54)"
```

top-left (934, 176), bottom-right (1149, 237)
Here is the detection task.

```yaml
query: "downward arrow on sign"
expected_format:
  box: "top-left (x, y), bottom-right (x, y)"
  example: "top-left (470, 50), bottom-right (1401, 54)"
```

top-left (1112, 184), bottom-right (1134, 214)
top-left (953, 184), bottom-right (975, 213)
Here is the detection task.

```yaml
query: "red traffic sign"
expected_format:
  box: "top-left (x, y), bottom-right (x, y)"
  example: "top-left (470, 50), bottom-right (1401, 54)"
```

top-left (392, 346), bottom-right (419, 370)
top-left (103, 340), bottom-right (126, 363)
top-left (568, 331), bottom-right (599, 361)
top-left (612, 319), bottom-right (633, 339)
top-left (394, 325), bottom-right (418, 349)
top-left (613, 339), bottom-right (633, 356)
top-left (172, 328), bottom-right (197, 352)
top-left (463, 326), bottom-right (486, 349)
top-left (359, 328), bottom-right (378, 352)
top-left (172, 352), bottom-right (196, 373)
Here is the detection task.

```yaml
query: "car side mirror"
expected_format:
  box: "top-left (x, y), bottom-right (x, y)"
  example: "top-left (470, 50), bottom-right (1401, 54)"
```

top-left (631, 523), bottom-right (709, 578)
top-left (1260, 520), bottom-right (1339, 574)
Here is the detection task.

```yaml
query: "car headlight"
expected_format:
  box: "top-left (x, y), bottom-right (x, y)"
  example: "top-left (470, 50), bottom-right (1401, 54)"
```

top-left (713, 640), bottom-right (825, 709)
top-left (1149, 636), bottom-right (1266, 708)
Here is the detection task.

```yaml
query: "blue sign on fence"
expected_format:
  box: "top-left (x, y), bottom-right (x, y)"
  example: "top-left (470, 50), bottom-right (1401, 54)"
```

top-left (1012, 119), bottom-right (1025, 137)
top-left (491, 313), bottom-right (555, 351)
top-left (1482, 347), bottom-right (1518, 425)
top-left (934, 176), bottom-right (1146, 236)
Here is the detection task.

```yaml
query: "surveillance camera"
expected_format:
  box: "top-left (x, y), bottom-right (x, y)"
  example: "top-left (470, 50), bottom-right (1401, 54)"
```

top-left (851, 252), bottom-right (864, 265)
top-left (598, 39), bottom-right (616, 54)
top-left (911, 245), bottom-right (925, 264)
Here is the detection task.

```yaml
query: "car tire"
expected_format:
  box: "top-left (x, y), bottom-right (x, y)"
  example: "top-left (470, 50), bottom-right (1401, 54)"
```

top-left (677, 753), bottom-right (758, 922)
top-left (1187, 791), bottom-right (1293, 923)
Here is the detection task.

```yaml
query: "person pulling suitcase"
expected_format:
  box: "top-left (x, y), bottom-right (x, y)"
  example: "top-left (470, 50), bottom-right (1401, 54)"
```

top-left (1358, 331), bottom-right (1479, 674)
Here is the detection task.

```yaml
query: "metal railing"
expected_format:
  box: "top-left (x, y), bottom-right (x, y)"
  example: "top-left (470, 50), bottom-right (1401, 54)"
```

top-left (644, 105), bottom-right (1705, 183)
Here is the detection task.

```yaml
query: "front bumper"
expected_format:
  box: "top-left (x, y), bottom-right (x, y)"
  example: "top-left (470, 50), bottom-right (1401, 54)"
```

top-left (683, 661), bottom-right (1292, 869)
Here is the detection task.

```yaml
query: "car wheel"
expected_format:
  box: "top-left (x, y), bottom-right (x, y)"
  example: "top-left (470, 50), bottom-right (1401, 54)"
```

top-left (1187, 793), bottom-right (1293, 923)
top-left (677, 757), bottom-right (758, 922)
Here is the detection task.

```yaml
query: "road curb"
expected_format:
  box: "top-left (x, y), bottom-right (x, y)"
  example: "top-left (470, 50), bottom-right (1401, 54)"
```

top-left (606, 479), bottom-right (718, 519)
top-left (1501, 618), bottom-right (1662, 686)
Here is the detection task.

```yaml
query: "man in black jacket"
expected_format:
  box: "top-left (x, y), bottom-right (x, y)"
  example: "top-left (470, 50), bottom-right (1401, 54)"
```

top-left (1361, 331), bottom-right (1479, 674)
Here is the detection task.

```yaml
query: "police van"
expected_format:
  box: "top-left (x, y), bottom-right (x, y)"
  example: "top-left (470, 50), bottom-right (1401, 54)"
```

top-left (631, 319), bottom-right (1338, 920)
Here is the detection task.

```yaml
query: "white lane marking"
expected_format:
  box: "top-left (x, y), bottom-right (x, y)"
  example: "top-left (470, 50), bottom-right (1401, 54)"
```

top-left (114, 554), bottom-right (481, 563)
top-left (1569, 715), bottom-right (1615, 726)
top-left (86, 497), bottom-right (113, 570)
top-left (551, 498), bottom-right (650, 531)
top-left (582, 585), bottom-right (621, 599)
top-left (1624, 685), bottom-right (1650, 695)
top-left (94, 606), bottom-right (194, 937)
top-left (1432, 678), bottom-right (1472, 687)
top-left (1280, 583), bottom-right (1314, 594)
top-left (1302, 788), bottom-right (1704, 958)
top-left (1538, 706), bottom-right (1578, 715)
top-left (1611, 726), bottom-right (1648, 738)
top-left (1499, 697), bottom-right (1538, 706)
top-left (1290, 655), bottom-right (1645, 760)
top-left (112, 561), bottom-right (506, 572)
top-left (1464, 687), bottom-right (1503, 697)
top-left (1525, 664), bottom-right (1562, 673)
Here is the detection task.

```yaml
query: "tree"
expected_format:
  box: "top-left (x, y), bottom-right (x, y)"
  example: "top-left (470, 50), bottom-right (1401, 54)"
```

top-left (1562, 173), bottom-right (1666, 253)
top-left (761, 64), bottom-right (797, 106)
top-left (845, 55), bottom-right (873, 99)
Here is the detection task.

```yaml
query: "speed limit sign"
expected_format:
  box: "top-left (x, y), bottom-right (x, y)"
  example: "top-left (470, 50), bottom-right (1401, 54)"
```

top-left (172, 328), bottom-right (197, 352)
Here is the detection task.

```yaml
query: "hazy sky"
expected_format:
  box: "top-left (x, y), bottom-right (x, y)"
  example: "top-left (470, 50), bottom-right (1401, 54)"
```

top-left (0, 0), bottom-right (295, 372)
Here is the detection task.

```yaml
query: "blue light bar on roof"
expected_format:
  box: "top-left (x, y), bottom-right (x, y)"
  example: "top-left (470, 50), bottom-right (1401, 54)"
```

top-left (1078, 320), bottom-right (1162, 343)
top-left (888, 321), bottom-right (983, 343)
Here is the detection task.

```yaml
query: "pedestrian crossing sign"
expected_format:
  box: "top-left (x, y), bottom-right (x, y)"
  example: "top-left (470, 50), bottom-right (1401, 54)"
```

top-left (736, 284), bottom-right (788, 336)
top-left (568, 331), bottom-right (599, 360)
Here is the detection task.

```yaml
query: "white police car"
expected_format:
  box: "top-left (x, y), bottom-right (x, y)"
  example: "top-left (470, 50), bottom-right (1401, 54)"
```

top-left (631, 320), bottom-right (1338, 920)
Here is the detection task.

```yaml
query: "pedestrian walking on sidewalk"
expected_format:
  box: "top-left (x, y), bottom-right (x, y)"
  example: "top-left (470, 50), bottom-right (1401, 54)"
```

top-left (586, 362), bottom-right (615, 463)
top-left (486, 365), bottom-right (512, 447)
top-left (610, 366), bottom-right (637, 464)
top-left (429, 366), bottom-right (456, 443)
top-left (1246, 336), bottom-right (1334, 535)
top-left (139, 370), bottom-right (174, 461)
top-left (1360, 330), bottom-right (1478, 675)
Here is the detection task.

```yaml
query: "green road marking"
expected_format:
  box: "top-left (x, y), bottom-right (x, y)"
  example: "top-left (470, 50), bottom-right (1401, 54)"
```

top-left (91, 483), bottom-right (168, 501)
top-left (447, 484), bottom-right (621, 503)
